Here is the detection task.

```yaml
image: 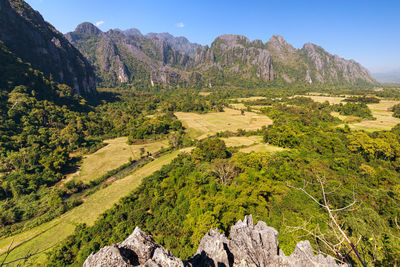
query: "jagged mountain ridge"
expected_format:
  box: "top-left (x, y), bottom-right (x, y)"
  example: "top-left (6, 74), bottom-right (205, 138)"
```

top-left (83, 215), bottom-right (343, 267)
top-left (66, 22), bottom-right (377, 88)
top-left (0, 0), bottom-right (97, 96)
top-left (65, 23), bottom-right (194, 87)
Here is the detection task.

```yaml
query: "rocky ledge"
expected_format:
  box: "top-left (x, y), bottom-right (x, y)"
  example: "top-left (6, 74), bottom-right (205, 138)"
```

top-left (83, 215), bottom-right (344, 267)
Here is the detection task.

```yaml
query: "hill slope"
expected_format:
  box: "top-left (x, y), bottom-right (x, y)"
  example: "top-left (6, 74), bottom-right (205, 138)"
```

top-left (0, 0), bottom-right (96, 96)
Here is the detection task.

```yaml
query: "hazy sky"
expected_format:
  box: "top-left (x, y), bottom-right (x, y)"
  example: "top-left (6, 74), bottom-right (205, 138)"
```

top-left (25, 0), bottom-right (400, 73)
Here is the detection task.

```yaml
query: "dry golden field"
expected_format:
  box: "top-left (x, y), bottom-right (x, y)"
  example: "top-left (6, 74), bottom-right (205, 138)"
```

top-left (198, 91), bottom-right (212, 96)
top-left (233, 96), bottom-right (267, 102)
top-left (175, 108), bottom-right (272, 139)
top-left (349, 100), bottom-right (400, 131)
top-left (65, 137), bottom-right (168, 183)
top-left (222, 136), bottom-right (286, 153)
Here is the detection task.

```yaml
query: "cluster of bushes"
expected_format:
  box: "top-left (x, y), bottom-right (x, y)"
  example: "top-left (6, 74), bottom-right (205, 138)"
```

top-left (332, 102), bottom-right (375, 119)
top-left (344, 96), bottom-right (380, 104)
top-left (392, 103), bottom-right (400, 118)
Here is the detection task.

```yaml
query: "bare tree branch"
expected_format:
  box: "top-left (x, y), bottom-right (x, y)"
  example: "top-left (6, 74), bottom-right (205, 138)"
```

top-left (286, 175), bottom-right (367, 267)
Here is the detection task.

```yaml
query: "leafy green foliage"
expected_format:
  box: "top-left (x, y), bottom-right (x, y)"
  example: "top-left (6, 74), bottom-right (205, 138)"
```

top-left (344, 96), bottom-right (380, 104)
top-left (192, 138), bottom-right (230, 162)
top-left (391, 103), bottom-right (400, 118)
top-left (262, 99), bottom-right (339, 148)
top-left (333, 102), bottom-right (375, 119)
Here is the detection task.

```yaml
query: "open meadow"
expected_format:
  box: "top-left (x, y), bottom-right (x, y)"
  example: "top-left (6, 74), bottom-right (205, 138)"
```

top-left (349, 100), bottom-right (400, 131)
top-left (175, 108), bottom-right (272, 139)
top-left (233, 96), bottom-right (267, 102)
top-left (298, 95), bottom-right (400, 131)
top-left (222, 136), bottom-right (286, 153)
top-left (64, 137), bottom-right (168, 184)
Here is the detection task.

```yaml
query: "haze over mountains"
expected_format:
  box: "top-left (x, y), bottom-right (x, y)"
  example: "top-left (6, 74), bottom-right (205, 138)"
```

top-left (373, 70), bottom-right (400, 83)
top-left (65, 22), bottom-right (377, 88)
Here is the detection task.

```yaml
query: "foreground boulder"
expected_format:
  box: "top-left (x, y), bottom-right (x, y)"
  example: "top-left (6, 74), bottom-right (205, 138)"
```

top-left (83, 215), bottom-right (343, 267)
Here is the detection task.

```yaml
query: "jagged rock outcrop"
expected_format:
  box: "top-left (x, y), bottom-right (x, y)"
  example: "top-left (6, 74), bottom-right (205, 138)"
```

top-left (0, 0), bottom-right (97, 96)
top-left (84, 215), bottom-right (344, 267)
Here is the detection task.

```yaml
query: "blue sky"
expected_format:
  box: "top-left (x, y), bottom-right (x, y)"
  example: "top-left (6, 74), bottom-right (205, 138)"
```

top-left (26, 0), bottom-right (400, 73)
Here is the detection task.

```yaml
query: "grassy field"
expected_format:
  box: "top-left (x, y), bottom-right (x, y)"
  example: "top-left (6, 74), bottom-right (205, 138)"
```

top-left (64, 138), bottom-right (168, 184)
top-left (233, 96), bottom-right (267, 102)
top-left (198, 92), bottom-right (212, 96)
top-left (299, 95), bottom-right (400, 131)
top-left (175, 108), bottom-right (272, 139)
top-left (222, 136), bottom-right (263, 147)
top-left (297, 95), bottom-right (346, 105)
top-left (0, 150), bottom-right (184, 266)
top-left (349, 100), bottom-right (400, 131)
top-left (222, 136), bottom-right (286, 153)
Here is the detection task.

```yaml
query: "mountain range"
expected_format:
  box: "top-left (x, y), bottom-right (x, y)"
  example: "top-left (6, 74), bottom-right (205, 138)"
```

top-left (65, 22), bottom-right (377, 88)
top-left (0, 0), bottom-right (378, 96)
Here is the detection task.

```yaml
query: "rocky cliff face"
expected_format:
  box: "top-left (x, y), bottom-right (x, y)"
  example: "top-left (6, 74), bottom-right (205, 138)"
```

top-left (83, 215), bottom-right (344, 267)
top-left (145, 32), bottom-right (202, 56)
top-left (300, 43), bottom-right (375, 84)
top-left (66, 22), bottom-right (377, 88)
top-left (194, 34), bottom-right (376, 86)
top-left (0, 0), bottom-right (97, 96)
top-left (66, 23), bottom-right (192, 86)
top-left (194, 34), bottom-right (275, 83)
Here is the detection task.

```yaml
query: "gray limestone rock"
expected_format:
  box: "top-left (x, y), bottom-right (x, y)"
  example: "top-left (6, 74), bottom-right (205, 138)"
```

top-left (83, 216), bottom-right (345, 267)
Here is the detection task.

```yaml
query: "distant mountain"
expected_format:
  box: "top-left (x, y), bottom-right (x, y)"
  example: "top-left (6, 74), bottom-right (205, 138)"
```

top-left (0, 0), bottom-right (96, 96)
top-left (194, 34), bottom-right (376, 86)
top-left (65, 23), bottom-right (194, 87)
top-left (65, 22), bottom-right (377, 88)
top-left (373, 70), bottom-right (400, 83)
top-left (145, 32), bottom-right (202, 56)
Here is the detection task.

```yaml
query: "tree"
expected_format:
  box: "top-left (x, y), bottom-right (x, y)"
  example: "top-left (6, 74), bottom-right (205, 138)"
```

top-left (212, 159), bottom-right (237, 185)
top-left (287, 176), bottom-right (366, 266)
top-left (192, 138), bottom-right (230, 162)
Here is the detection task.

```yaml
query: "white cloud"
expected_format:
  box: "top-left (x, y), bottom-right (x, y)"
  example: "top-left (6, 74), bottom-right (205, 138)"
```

top-left (95, 21), bottom-right (105, 27)
top-left (176, 22), bottom-right (184, 28)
